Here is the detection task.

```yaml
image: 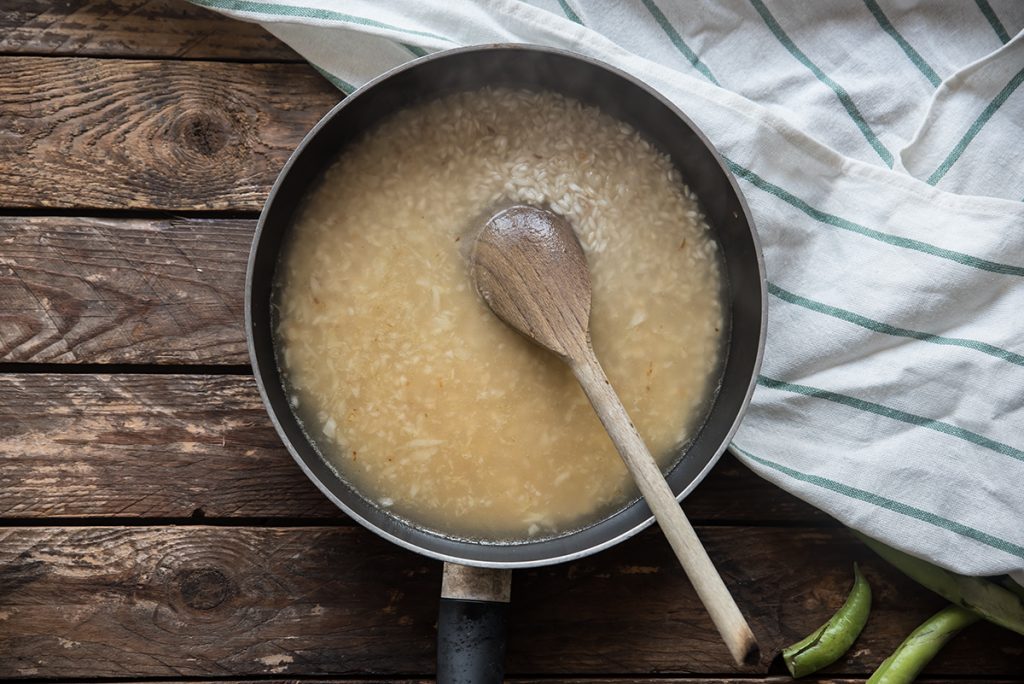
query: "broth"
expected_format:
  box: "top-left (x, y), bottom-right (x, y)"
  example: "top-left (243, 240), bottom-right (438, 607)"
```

top-left (275, 88), bottom-right (725, 540)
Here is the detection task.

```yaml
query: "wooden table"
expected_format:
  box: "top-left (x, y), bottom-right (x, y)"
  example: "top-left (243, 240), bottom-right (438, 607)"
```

top-left (1, 2), bottom-right (1021, 682)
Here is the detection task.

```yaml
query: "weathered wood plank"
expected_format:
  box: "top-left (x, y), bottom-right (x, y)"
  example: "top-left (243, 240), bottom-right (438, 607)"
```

top-left (0, 217), bottom-right (249, 364)
top-left (0, 0), bottom-right (299, 60)
top-left (0, 373), bottom-right (824, 522)
top-left (0, 373), bottom-right (331, 519)
top-left (1, 526), bottom-right (1020, 678)
top-left (0, 57), bottom-right (338, 210)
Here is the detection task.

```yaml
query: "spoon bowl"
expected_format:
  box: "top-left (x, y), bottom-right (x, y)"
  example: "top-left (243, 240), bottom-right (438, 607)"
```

top-left (470, 206), bottom-right (591, 358)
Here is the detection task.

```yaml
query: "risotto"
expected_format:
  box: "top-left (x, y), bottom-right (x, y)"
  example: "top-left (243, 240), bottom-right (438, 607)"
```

top-left (275, 88), bottom-right (725, 540)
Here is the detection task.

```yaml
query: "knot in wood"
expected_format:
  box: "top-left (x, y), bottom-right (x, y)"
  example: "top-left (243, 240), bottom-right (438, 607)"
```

top-left (177, 567), bottom-right (233, 610)
top-left (175, 112), bottom-right (229, 156)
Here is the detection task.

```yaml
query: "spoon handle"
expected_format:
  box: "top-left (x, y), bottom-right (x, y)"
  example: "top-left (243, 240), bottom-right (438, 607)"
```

top-left (571, 345), bottom-right (759, 666)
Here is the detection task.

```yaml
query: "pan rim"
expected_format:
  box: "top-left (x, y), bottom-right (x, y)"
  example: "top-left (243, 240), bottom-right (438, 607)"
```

top-left (245, 43), bottom-right (767, 569)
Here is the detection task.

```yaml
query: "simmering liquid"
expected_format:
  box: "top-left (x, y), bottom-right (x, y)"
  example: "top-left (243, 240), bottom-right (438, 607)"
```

top-left (275, 88), bottom-right (725, 540)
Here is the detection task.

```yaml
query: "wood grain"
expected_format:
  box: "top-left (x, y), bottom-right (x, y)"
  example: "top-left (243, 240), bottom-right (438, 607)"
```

top-left (0, 373), bottom-right (335, 519)
top-left (0, 0), bottom-right (299, 60)
top-left (1, 525), bottom-right (1021, 678)
top-left (0, 216), bottom-right (250, 363)
top-left (0, 57), bottom-right (338, 210)
top-left (0, 373), bottom-right (824, 522)
top-left (470, 206), bottom-right (592, 359)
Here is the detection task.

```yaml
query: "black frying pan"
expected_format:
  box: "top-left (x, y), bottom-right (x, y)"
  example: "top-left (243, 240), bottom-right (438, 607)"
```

top-left (247, 45), bottom-right (766, 683)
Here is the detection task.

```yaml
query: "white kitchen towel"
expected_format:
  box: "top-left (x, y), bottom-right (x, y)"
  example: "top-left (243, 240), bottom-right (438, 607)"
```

top-left (189, 0), bottom-right (1024, 578)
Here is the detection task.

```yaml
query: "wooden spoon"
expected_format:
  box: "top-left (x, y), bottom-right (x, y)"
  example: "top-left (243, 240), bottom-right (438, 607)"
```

top-left (469, 205), bottom-right (759, 666)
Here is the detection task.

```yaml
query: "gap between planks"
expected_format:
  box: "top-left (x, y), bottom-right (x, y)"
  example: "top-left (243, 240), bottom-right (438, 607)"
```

top-left (0, 363), bottom-right (253, 375)
top-left (0, 51), bottom-right (306, 64)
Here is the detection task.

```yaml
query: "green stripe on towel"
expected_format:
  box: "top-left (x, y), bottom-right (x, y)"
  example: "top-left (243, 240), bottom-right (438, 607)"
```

top-left (975, 0), bottom-right (1011, 44)
top-left (748, 0), bottom-right (894, 166)
top-left (734, 446), bottom-right (1024, 559)
top-left (310, 64), bottom-right (355, 94)
top-left (863, 0), bottom-right (941, 87)
top-left (726, 159), bottom-right (1024, 277)
top-left (757, 375), bottom-right (1024, 463)
top-left (400, 43), bottom-right (428, 58)
top-left (557, 0), bottom-right (583, 25)
top-left (189, 0), bottom-right (456, 44)
top-left (641, 0), bottom-right (721, 86)
top-left (768, 282), bottom-right (1024, 367)
top-left (928, 66), bottom-right (1024, 185)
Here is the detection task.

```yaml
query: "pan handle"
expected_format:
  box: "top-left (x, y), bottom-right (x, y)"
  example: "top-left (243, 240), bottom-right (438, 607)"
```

top-left (437, 563), bottom-right (512, 684)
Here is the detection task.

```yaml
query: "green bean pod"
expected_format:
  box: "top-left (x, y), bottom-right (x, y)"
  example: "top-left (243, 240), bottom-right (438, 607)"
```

top-left (857, 533), bottom-right (1024, 636)
top-left (867, 605), bottom-right (980, 683)
top-left (782, 563), bottom-right (872, 678)
top-left (993, 575), bottom-right (1024, 602)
